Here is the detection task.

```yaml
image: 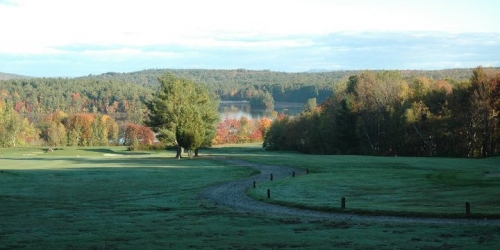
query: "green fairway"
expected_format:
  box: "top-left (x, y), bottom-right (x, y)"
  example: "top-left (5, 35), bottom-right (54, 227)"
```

top-left (1, 145), bottom-right (500, 249)
top-left (239, 148), bottom-right (500, 217)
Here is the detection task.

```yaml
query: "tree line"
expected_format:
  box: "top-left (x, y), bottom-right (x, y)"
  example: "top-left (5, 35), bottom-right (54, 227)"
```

top-left (1, 68), bottom-right (489, 120)
top-left (2, 67), bottom-right (500, 158)
top-left (0, 78), bottom-right (152, 124)
top-left (0, 102), bottom-right (120, 147)
top-left (264, 67), bottom-right (500, 158)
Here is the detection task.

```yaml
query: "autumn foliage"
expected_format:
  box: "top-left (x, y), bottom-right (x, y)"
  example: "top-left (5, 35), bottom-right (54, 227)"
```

top-left (0, 99), bottom-right (39, 147)
top-left (38, 112), bottom-right (119, 147)
top-left (213, 116), bottom-right (272, 145)
top-left (123, 123), bottom-right (156, 147)
top-left (264, 67), bottom-right (500, 158)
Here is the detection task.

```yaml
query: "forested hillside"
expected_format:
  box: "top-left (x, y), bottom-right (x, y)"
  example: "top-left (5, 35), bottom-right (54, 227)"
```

top-left (80, 68), bottom-right (482, 104)
top-left (2, 67), bottom-right (499, 154)
top-left (264, 67), bottom-right (500, 158)
top-left (81, 69), bottom-right (338, 104)
top-left (1, 68), bottom-right (485, 119)
top-left (0, 68), bottom-right (490, 124)
top-left (0, 78), bottom-right (151, 123)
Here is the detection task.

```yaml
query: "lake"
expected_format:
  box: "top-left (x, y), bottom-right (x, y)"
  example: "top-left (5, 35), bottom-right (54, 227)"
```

top-left (218, 101), bottom-right (303, 119)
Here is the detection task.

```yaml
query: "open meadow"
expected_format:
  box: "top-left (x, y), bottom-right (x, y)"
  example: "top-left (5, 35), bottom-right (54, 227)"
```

top-left (1, 144), bottom-right (500, 249)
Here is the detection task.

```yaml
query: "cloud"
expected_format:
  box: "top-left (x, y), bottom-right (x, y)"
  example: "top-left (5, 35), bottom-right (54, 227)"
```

top-left (1, 31), bottom-right (499, 77)
top-left (3, 0), bottom-right (500, 49)
top-left (313, 32), bottom-right (500, 69)
top-left (0, 0), bottom-right (17, 6)
top-left (1, 1), bottom-right (500, 76)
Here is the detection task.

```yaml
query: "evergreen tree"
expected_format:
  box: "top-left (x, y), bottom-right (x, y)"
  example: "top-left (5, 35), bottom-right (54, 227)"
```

top-left (145, 73), bottom-right (219, 159)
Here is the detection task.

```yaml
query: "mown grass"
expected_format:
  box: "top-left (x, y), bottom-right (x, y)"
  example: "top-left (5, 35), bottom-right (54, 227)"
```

top-left (1, 145), bottom-right (500, 249)
top-left (236, 146), bottom-right (500, 218)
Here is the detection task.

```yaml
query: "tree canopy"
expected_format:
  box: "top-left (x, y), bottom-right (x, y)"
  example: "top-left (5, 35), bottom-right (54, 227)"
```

top-left (0, 99), bottom-right (39, 147)
top-left (264, 67), bottom-right (500, 158)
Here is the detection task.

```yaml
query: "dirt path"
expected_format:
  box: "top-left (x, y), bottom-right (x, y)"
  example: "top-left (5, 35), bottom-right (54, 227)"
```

top-left (201, 158), bottom-right (500, 225)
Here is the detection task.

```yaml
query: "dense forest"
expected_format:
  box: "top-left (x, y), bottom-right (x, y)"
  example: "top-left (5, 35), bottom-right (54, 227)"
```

top-left (1, 67), bottom-right (500, 157)
top-left (0, 78), bottom-right (151, 123)
top-left (264, 67), bottom-right (500, 158)
top-left (0, 68), bottom-right (485, 116)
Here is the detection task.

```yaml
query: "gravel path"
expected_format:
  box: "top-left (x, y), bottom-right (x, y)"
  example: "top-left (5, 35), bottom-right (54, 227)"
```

top-left (201, 158), bottom-right (500, 225)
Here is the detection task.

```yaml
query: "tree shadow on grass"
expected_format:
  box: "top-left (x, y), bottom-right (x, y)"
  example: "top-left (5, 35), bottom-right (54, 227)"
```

top-left (78, 148), bottom-right (151, 155)
top-left (205, 146), bottom-right (266, 155)
top-left (0, 155), bottom-right (215, 168)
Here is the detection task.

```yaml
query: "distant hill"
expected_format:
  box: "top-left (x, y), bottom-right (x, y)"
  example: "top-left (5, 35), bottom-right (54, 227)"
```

top-left (78, 67), bottom-right (493, 88)
top-left (76, 68), bottom-right (489, 103)
top-left (79, 69), bottom-right (349, 103)
top-left (79, 69), bottom-right (348, 88)
top-left (0, 72), bottom-right (30, 80)
top-left (3, 67), bottom-right (495, 105)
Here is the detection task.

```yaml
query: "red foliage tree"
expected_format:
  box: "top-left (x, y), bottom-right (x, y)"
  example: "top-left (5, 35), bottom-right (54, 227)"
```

top-left (124, 123), bottom-right (155, 146)
top-left (213, 116), bottom-right (239, 145)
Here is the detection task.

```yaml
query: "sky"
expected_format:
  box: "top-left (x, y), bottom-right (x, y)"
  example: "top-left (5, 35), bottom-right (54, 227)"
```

top-left (0, 0), bottom-right (499, 77)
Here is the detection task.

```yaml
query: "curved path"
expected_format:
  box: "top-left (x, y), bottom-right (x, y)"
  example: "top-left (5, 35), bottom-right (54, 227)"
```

top-left (201, 158), bottom-right (500, 225)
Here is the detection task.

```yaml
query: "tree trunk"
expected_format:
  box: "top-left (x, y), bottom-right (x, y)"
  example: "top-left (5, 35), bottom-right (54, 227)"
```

top-left (176, 146), bottom-right (182, 159)
top-left (194, 148), bottom-right (199, 157)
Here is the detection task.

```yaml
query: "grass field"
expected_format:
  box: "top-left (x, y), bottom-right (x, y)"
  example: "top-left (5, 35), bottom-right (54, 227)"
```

top-left (1, 145), bottom-right (500, 249)
top-left (241, 149), bottom-right (500, 218)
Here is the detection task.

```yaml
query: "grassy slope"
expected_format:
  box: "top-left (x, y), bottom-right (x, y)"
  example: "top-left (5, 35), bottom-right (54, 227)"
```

top-left (1, 145), bottom-right (499, 249)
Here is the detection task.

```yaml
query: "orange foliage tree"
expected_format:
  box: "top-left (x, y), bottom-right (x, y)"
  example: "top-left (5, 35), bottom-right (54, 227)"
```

top-left (38, 112), bottom-right (120, 147)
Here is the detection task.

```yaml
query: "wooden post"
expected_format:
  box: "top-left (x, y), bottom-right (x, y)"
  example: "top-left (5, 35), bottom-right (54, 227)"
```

top-left (465, 202), bottom-right (471, 216)
top-left (253, 181), bottom-right (256, 188)
top-left (341, 197), bottom-right (346, 210)
top-left (270, 173), bottom-right (273, 181)
top-left (267, 189), bottom-right (271, 199)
